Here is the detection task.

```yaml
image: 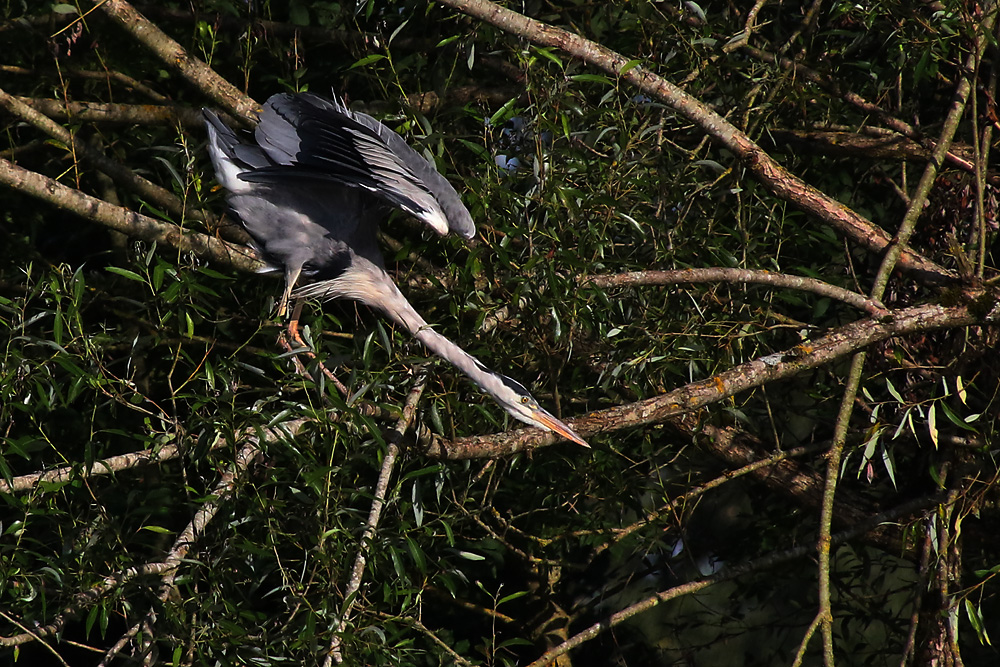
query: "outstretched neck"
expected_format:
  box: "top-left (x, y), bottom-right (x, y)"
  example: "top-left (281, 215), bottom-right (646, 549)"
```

top-left (304, 262), bottom-right (509, 400)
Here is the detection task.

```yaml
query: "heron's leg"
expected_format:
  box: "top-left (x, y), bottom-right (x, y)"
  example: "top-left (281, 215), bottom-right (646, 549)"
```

top-left (286, 300), bottom-right (306, 349)
top-left (276, 266), bottom-right (302, 318)
top-left (278, 300), bottom-right (351, 397)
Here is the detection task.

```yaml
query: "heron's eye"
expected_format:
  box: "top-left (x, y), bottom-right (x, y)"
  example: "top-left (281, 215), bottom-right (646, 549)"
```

top-left (520, 396), bottom-right (530, 405)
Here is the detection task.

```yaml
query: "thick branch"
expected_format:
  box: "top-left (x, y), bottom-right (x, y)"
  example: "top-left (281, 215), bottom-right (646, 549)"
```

top-left (421, 302), bottom-right (986, 458)
top-left (92, 0), bottom-right (258, 120)
top-left (0, 86), bottom-right (214, 228)
top-left (0, 157), bottom-right (262, 274)
top-left (524, 494), bottom-right (943, 667)
top-left (16, 97), bottom-right (204, 127)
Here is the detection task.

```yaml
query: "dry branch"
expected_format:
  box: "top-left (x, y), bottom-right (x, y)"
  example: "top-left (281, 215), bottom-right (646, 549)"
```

top-left (421, 302), bottom-right (986, 459)
top-left (0, 86), bottom-right (214, 229)
top-left (15, 97), bottom-right (204, 127)
top-left (524, 493), bottom-right (943, 667)
top-left (0, 65), bottom-right (167, 103)
top-left (580, 268), bottom-right (887, 316)
top-left (92, 0), bottom-right (258, 120)
top-left (0, 157), bottom-right (262, 274)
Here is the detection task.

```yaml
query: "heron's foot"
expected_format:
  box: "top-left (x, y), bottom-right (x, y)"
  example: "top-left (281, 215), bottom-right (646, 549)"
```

top-left (285, 300), bottom-right (307, 350)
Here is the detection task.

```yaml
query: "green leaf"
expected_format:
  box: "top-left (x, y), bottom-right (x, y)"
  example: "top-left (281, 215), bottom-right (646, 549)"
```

top-left (885, 378), bottom-right (904, 403)
top-left (289, 2), bottom-right (309, 26)
top-left (927, 402), bottom-right (938, 448)
top-left (349, 54), bottom-right (386, 70)
top-left (619, 59), bottom-right (643, 76)
top-left (532, 47), bottom-right (564, 69)
top-left (965, 599), bottom-right (992, 645)
top-left (498, 590), bottom-right (529, 606)
top-left (939, 401), bottom-right (978, 432)
top-left (141, 525), bottom-right (174, 534)
top-left (570, 74), bottom-right (613, 86)
top-left (105, 266), bottom-right (146, 283)
top-left (52, 4), bottom-right (78, 14)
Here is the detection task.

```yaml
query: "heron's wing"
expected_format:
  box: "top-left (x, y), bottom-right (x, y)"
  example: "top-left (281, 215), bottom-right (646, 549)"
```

top-left (242, 92), bottom-right (475, 239)
top-left (202, 109), bottom-right (274, 193)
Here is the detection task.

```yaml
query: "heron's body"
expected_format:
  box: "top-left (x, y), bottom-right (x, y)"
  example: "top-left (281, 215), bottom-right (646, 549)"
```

top-left (204, 92), bottom-right (587, 447)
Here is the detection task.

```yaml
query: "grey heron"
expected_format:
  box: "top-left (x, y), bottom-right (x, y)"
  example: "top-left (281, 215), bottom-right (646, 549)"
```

top-left (203, 92), bottom-right (588, 447)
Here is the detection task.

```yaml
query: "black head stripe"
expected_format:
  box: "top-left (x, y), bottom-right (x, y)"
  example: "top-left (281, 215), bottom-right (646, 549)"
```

top-left (497, 373), bottom-right (531, 398)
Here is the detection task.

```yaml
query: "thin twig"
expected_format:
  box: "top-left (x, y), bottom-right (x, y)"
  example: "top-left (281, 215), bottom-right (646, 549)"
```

top-left (811, 11), bottom-right (995, 663)
top-left (0, 157), bottom-right (262, 274)
top-left (98, 436), bottom-right (266, 664)
top-left (374, 612), bottom-right (476, 667)
top-left (579, 268), bottom-right (887, 316)
top-left (325, 376), bottom-right (428, 665)
top-left (0, 563), bottom-right (173, 646)
top-left (433, 0), bottom-right (956, 285)
top-left (420, 302), bottom-right (983, 459)
top-left (523, 494), bottom-right (944, 667)
top-left (0, 64), bottom-right (167, 102)
top-left (0, 85), bottom-right (215, 228)
top-left (0, 611), bottom-right (71, 665)
top-left (14, 96), bottom-right (204, 126)
top-left (92, 0), bottom-right (258, 121)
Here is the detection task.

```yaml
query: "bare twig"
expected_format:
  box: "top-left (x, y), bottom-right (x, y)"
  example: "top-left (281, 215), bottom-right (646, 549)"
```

top-left (374, 612), bottom-right (475, 667)
top-left (811, 12), bottom-right (994, 663)
top-left (98, 434), bottom-right (268, 665)
top-left (580, 268), bottom-right (888, 316)
top-left (0, 611), bottom-right (71, 665)
top-left (325, 376), bottom-right (428, 665)
top-left (0, 64), bottom-right (167, 102)
top-left (0, 86), bottom-right (215, 229)
top-left (420, 302), bottom-right (985, 459)
top-left (1, 441), bottom-right (207, 495)
top-left (14, 96), bottom-right (204, 127)
top-left (0, 563), bottom-right (174, 646)
top-left (524, 494), bottom-right (944, 667)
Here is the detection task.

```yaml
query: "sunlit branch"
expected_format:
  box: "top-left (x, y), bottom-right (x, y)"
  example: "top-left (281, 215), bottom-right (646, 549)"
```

top-left (580, 268), bottom-right (888, 316)
top-left (0, 157), bottom-right (262, 274)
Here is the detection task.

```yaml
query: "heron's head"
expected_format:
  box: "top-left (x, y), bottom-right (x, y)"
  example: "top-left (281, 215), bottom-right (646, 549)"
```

top-left (486, 372), bottom-right (589, 447)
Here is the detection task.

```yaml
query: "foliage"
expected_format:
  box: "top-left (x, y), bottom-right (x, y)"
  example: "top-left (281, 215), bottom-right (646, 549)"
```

top-left (1, 0), bottom-right (999, 665)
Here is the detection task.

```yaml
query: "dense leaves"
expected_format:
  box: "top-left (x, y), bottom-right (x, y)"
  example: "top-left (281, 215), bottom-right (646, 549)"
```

top-left (1, 1), bottom-right (999, 665)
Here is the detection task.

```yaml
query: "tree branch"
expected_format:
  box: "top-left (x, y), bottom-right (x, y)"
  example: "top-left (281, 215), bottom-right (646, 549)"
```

top-left (92, 0), bottom-right (258, 121)
top-left (325, 376), bottom-right (428, 666)
top-left (0, 157), bottom-right (262, 274)
top-left (15, 96), bottom-right (204, 127)
top-left (420, 301), bottom-right (987, 458)
top-left (0, 86), bottom-right (215, 230)
top-left (580, 268), bottom-right (888, 316)
top-left (524, 494), bottom-right (944, 667)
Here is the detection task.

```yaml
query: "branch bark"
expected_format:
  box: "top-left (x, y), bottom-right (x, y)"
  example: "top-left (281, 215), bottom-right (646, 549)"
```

top-left (580, 268), bottom-right (888, 316)
top-left (0, 157), bottom-right (262, 274)
top-left (420, 302), bottom-right (987, 459)
top-left (92, 0), bottom-right (258, 121)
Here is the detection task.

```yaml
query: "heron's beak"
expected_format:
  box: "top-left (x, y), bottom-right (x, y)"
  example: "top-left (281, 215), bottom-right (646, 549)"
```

top-left (533, 410), bottom-right (590, 448)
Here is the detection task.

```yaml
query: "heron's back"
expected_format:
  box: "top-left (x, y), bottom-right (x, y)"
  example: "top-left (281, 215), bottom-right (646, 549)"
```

top-left (203, 108), bottom-right (383, 280)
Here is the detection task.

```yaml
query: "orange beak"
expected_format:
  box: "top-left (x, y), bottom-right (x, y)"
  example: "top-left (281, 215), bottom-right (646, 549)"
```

top-left (534, 411), bottom-right (590, 448)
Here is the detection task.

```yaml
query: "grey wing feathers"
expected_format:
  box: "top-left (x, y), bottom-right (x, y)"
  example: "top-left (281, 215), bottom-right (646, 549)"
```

top-left (202, 109), bottom-right (273, 192)
top-left (243, 92), bottom-right (475, 239)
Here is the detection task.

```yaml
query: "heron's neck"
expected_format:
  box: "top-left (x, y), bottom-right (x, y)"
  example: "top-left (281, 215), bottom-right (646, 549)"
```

top-left (340, 264), bottom-right (503, 396)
